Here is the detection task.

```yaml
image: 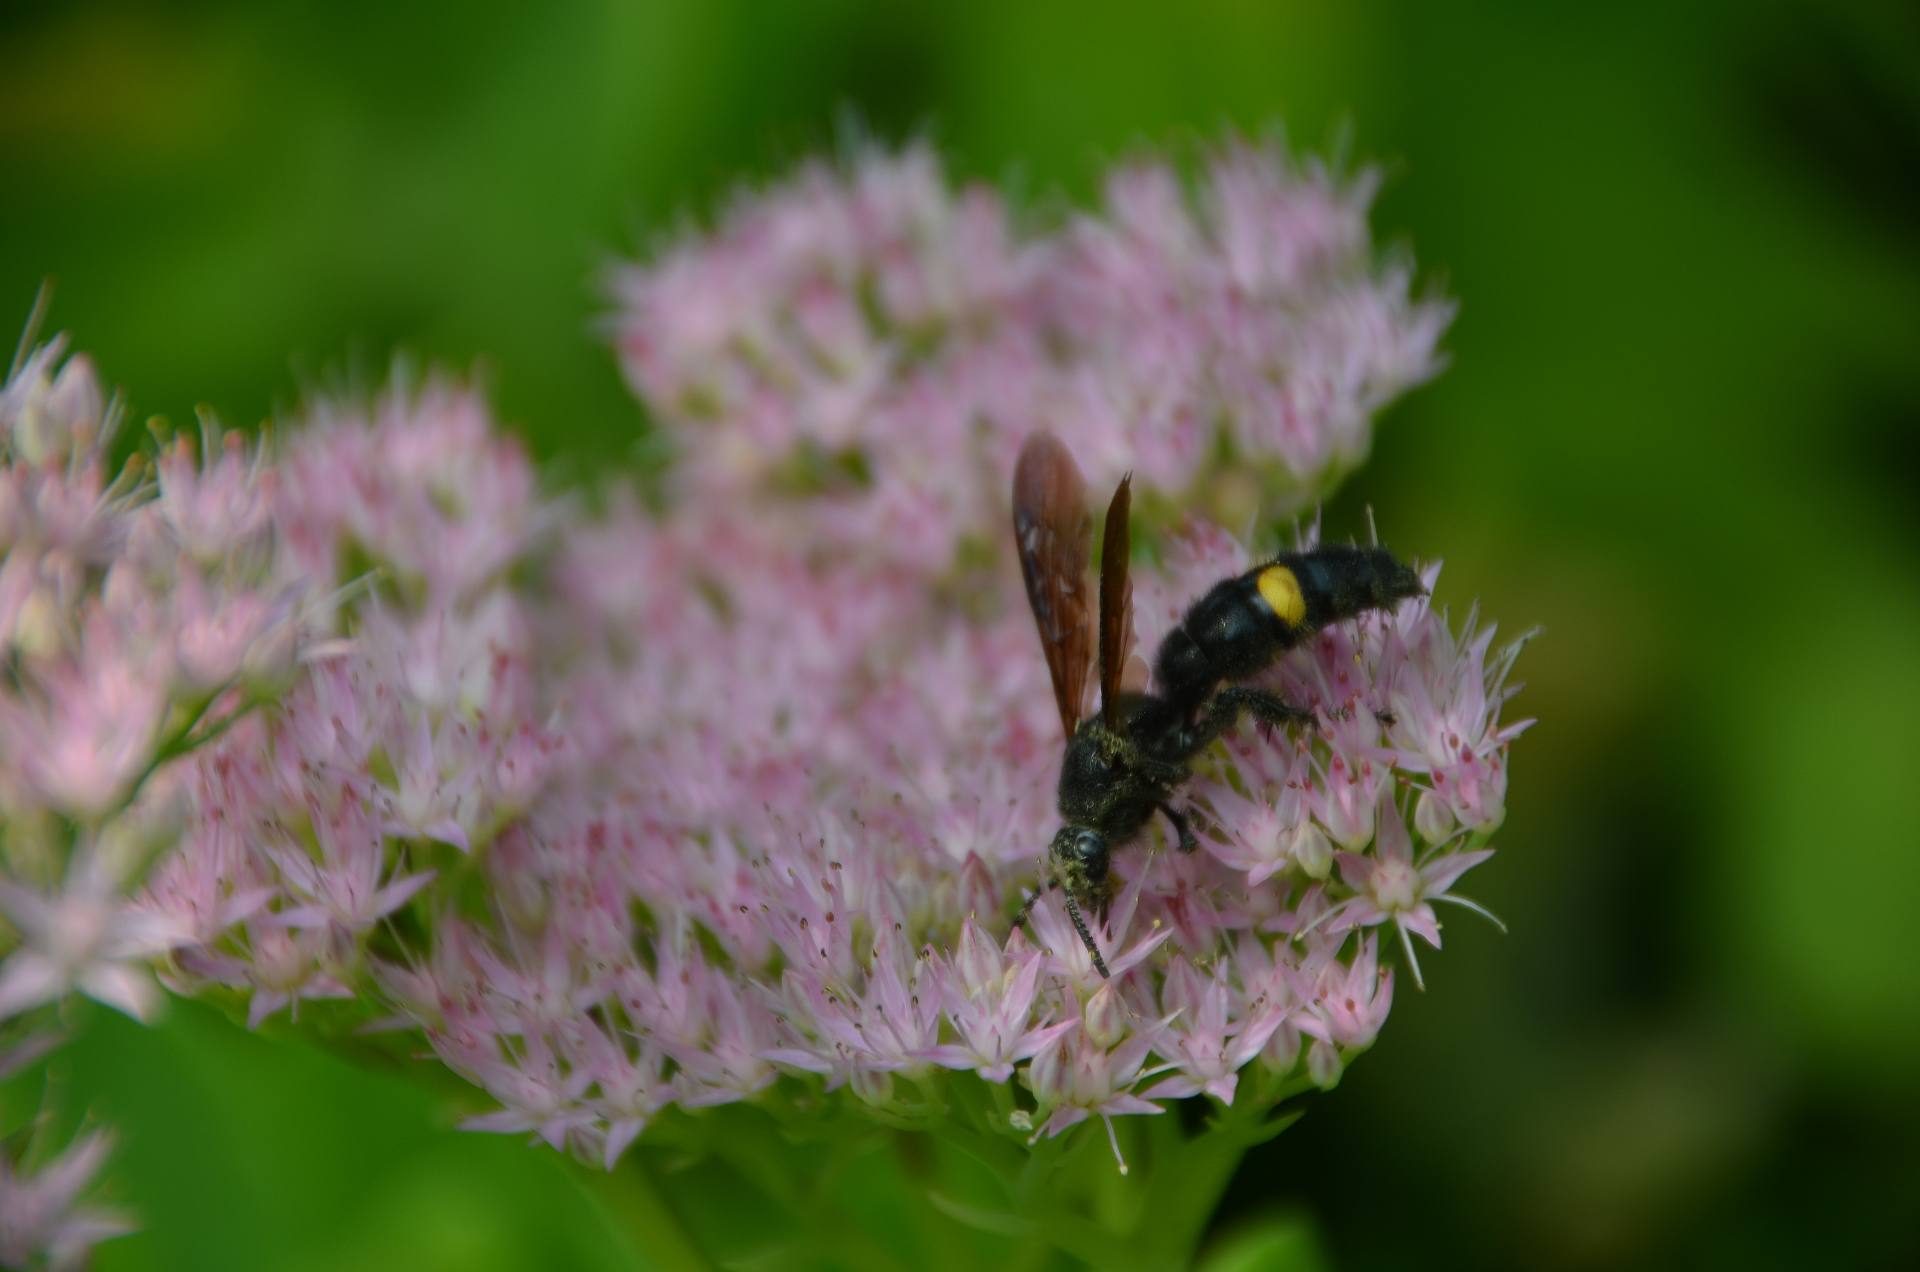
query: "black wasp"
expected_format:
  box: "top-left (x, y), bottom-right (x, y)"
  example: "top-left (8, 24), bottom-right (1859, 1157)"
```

top-left (1011, 431), bottom-right (1425, 978)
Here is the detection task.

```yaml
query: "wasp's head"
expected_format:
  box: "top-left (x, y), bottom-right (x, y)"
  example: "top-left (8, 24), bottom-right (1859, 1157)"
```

top-left (1047, 825), bottom-right (1110, 904)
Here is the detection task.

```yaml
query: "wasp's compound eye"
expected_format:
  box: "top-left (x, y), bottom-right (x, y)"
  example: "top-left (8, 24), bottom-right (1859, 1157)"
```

top-left (1072, 830), bottom-right (1108, 879)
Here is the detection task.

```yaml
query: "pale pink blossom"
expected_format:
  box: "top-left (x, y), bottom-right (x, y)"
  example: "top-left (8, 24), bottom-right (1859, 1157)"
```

top-left (1026, 1026), bottom-right (1167, 1173)
top-left (1148, 956), bottom-right (1288, 1105)
top-left (2, 620), bottom-right (168, 819)
top-left (151, 427), bottom-right (276, 565)
top-left (569, 1022), bottom-right (668, 1170)
top-left (1326, 796), bottom-right (1500, 990)
top-left (134, 817), bottom-right (274, 947)
top-left (171, 921), bottom-right (355, 1030)
top-left (0, 1130), bottom-right (131, 1271)
top-left (457, 1032), bottom-right (598, 1153)
top-left (265, 792), bottom-right (435, 933)
top-left (1, 339), bottom-right (107, 470)
top-left (0, 855), bottom-right (190, 1023)
top-left (1383, 597), bottom-right (1535, 832)
top-left (928, 920), bottom-right (1074, 1082)
top-left (1297, 934), bottom-right (1396, 1089)
top-left (166, 572), bottom-right (299, 694)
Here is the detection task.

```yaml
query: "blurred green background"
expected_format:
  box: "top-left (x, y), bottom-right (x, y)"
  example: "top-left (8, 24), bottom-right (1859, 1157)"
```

top-left (5, 0), bottom-right (1918, 1267)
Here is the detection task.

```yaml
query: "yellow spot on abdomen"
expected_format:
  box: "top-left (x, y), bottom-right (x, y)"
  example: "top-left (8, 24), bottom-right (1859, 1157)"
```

top-left (1256, 565), bottom-right (1307, 629)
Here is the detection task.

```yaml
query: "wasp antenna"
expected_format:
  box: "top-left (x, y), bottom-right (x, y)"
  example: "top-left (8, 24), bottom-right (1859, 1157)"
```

top-left (1061, 892), bottom-right (1111, 979)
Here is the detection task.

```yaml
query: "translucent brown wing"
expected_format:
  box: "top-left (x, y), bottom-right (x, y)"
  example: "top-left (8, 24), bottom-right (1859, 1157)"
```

top-left (1098, 473), bottom-right (1135, 729)
top-left (1012, 432), bottom-right (1094, 742)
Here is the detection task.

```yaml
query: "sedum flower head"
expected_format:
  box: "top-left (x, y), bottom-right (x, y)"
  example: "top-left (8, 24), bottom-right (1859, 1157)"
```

top-left (7, 133), bottom-right (1526, 1230)
top-left (150, 137), bottom-right (1517, 1175)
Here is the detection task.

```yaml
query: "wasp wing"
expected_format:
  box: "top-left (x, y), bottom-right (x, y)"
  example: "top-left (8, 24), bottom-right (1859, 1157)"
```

top-left (1013, 432), bottom-right (1095, 743)
top-left (1098, 473), bottom-right (1135, 729)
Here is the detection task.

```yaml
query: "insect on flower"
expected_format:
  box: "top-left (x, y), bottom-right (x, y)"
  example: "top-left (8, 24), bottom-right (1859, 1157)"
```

top-left (1011, 431), bottom-right (1426, 977)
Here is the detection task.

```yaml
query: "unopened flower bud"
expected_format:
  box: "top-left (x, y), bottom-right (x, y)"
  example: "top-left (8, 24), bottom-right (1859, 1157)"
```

top-left (1289, 821), bottom-right (1333, 879)
top-left (1083, 982), bottom-right (1126, 1049)
top-left (1306, 1039), bottom-right (1344, 1090)
top-left (957, 852), bottom-right (998, 923)
top-left (953, 917), bottom-right (1002, 997)
top-left (12, 584), bottom-right (63, 661)
top-left (1260, 1022), bottom-right (1302, 1074)
top-left (1413, 787), bottom-right (1455, 843)
top-left (240, 614), bottom-right (300, 696)
top-left (850, 1066), bottom-right (895, 1107)
top-left (1026, 1039), bottom-right (1065, 1108)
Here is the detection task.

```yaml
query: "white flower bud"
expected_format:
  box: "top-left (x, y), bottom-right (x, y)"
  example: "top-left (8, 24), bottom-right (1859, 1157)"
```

top-left (1261, 1022), bottom-right (1302, 1074)
top-left (1414, 787), bottom-right (1455, 843)
top-left (1289, 821), bottom-right (1333, 879)
top-left (1306, 1039), bottom-right (1344, 1090)
top-left (850, 1066), bottom-right (895, 1107)
top-left (1083, 982), bottom-right (1127, 1049)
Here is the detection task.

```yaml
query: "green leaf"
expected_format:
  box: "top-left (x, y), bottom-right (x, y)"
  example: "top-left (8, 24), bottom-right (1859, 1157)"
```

top-left (923, 1190), bottom-right (1036, 1238)
top-left (1197, 1214), bottom-right (1329, 1272)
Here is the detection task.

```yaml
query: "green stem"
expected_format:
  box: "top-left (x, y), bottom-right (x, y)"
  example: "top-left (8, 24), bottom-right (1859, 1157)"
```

top-left (94, 685), bottom-right (255, 851)
top-left (172, 703), bottom-right (252, 761)
top-left (588, 1071), bottom-right (1314, 1270)
top-left (1135, 1117), bottom-right (1250, 1268)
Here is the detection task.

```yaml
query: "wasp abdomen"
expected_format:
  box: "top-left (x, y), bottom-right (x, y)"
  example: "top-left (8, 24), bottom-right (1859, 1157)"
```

top-left (1154, 546), bottom-right (1423, 714)
top-left (1287, 545), bottom-right (1423, 631)
top-left (1155, 576), bottom-right (1289, 710)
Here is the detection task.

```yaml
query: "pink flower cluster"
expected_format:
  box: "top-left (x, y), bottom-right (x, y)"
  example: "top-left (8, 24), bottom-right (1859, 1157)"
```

top-left (2, 137), bottom-right (1525, 1219)
top-left (0, 338), bottom-right (319, 1268)
top-left (0, 341), bottom-right (310, 1027)
top-left (148, 380), bottom-right (567, 1026)
top-left (611, 137), bottom-right (1451, 570)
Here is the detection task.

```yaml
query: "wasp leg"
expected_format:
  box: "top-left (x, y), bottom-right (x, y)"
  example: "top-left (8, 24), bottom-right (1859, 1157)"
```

top-left (1170, 686), bottom-right (1314, 761)
top-left (1158, 802), bottom-right (1199, 853)
top-left (1324, 703), bottom-right (1397, 726)
top-left (1222, 686), bottom-right (1316, 730)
